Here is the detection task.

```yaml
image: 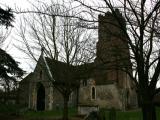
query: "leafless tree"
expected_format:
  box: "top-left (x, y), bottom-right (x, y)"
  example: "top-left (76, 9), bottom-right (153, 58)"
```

top-left (16, 1), bottom-right (96, 120)
top-left (73, 0), bottom-right (160, 120)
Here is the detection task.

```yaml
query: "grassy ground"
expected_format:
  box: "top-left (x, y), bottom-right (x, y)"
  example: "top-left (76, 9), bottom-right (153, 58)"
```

top-left (104, 107), bottom-right (160, 120)
top-left (22, 108), bottom-right (77, 120)
top-left (0, 104), bottom-right (160, 120)
top-left (22, 107), bottom-right (160, 120)
top-left (109, 109), bottom-right (142, 120)
top-left (0, 104), bottom-right (78, 120)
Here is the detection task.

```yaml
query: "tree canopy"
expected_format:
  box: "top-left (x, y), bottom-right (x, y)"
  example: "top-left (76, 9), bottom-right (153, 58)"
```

top-left (0, 7), bottom-right (23, 91)
top-left (0, 7), bottom-right (14, 27)
top-left (0, 48), bottom-right (23, 81)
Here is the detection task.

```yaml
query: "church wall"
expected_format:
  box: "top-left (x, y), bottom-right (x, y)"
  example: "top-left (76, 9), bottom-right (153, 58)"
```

top-left (79, 83), bottom-right (123, 109)
top-left (28, 83), bottom-right (36, 110)
top-left (51, 88), bottom-right (78, 109)
top-left (52, 88), bottom-right (64, 108)
top-left (19, 77), bottom-right (31, 107)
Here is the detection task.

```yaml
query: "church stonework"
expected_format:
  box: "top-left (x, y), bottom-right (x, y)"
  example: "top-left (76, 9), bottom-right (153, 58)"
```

top-left (78, 10), bottom-right (137, 114)
top-left (19, 10), bottom-right (137, 113)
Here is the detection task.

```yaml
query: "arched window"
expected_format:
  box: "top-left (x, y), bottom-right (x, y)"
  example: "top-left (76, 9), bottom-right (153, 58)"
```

top-left (91, 86), bottom-right (96, 100)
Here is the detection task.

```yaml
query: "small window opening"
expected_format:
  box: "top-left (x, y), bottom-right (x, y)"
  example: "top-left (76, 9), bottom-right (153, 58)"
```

top-left (91, 87), bottom-right (96, 100)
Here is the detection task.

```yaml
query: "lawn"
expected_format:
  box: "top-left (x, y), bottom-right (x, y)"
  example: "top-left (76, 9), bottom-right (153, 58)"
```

top-left (22, 107), bottom-right (160, 120)
top-left (104, 107), bottom-right (160, 120)
top-left (0, 104), bottom-right (77, 120)
top-left (22, 108), bottom-right (77, 119)
top-left (112, 109), bottom-right (142, 120)
top-left (0, 104), bottom-right (160, 120)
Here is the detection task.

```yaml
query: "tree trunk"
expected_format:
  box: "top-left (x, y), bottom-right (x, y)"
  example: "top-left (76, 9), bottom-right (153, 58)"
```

top-left (76, 88), bottom-right (79, 108)
top-left (141, 101), bottom-right (156, 120)
top-left (16, 89), bottom-right (20, 104)
top-left (137, 90), bottom-right (142, 107)
top-left (63, 95), bottom-right (69, 120)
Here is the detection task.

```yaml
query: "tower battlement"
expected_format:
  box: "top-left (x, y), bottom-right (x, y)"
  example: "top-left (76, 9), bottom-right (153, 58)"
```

top-left (98, 9), bottom-right (126, 42)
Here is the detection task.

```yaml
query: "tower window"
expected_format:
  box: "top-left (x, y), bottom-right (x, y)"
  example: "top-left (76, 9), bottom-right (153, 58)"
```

top-left (91, 86), bottom-right (96, 100)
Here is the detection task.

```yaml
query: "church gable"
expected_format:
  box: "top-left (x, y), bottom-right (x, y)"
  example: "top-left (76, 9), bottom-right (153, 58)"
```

top-left (32, 56), bottom-right (51, 83)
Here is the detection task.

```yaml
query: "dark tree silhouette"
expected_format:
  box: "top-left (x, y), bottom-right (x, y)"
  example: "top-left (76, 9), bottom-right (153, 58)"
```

top-left (0, 7), bottom-right (14, 27)
top-left (0, 48), bottom-right (23, 81)
top-left (0, 7), bottom-right (23, 95)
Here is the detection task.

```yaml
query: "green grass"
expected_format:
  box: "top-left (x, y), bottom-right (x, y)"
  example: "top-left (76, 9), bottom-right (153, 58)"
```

top-left (22, 107), bottom-right (77, 119)
top-left (156, 107), bottom-right (160, 119)
top-left (115, 110), bottom-right (142, 120)
top-left (0, 104), bottom-right (77, 119)
top-left (0, 103), bottom-right (23, 114)
top-left (102, 107), bottom-right (160, 120)
top-left (0, 104), bottom-right (160, 120)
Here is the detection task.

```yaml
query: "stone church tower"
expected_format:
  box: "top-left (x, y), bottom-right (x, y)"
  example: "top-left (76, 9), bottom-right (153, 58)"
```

top-left (94, 9), bottom-right (132, 87)
top-left (78, 10), bottom-right (137, 114)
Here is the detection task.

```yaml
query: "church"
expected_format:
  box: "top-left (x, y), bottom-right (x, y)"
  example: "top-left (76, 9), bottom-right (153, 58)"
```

top-left (19, 10), bottom-right (137, 114)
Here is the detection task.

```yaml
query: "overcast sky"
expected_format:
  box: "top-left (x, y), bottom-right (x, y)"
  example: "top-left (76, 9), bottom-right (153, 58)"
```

top-left (0, 0), bottom-right (86, 73)
top-left (0, 0), bottom-right (34, 13)
top-left (0, 0), bottom-right (43, 73)
top-left (0, 0), bottom-right (94, 73)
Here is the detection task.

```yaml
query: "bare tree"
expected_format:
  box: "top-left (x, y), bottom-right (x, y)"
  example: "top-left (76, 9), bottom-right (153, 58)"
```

top-left (73, 0), bottom-right (160, 120)
top-left (16, 2), bottom-right (96, 120)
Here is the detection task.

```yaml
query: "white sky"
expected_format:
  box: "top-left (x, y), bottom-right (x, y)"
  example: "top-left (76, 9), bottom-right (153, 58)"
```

top-left (0, 0), bottom-right (36, 14)
top-left (0, 0), bottom-right (86, 73)
top-left (0, 0), bottom-right (96, 73)
top-left (0, 0), bottom-right (45, 73)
